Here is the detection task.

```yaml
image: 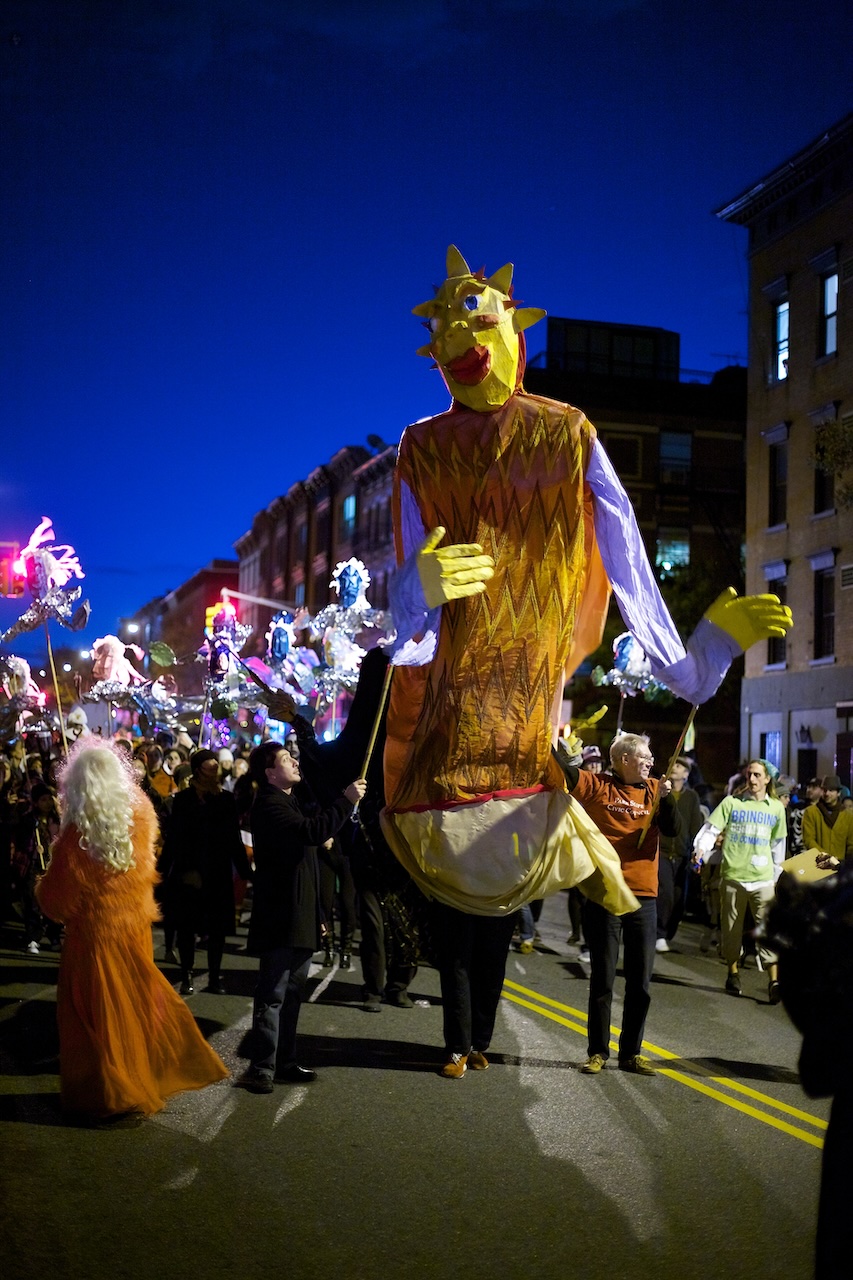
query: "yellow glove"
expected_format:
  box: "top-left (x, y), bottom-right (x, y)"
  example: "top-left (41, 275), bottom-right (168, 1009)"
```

top-left (417, 526), bottom-right (495, 610)
top-left (571, 704), bottom-right (608, 735)
top-left (704, 587), bottom-right (793, 651)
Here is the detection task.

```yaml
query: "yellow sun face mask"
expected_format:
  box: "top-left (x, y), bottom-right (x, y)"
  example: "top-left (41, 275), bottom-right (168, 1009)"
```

top-left (413, 246), bottom-right (545, 411)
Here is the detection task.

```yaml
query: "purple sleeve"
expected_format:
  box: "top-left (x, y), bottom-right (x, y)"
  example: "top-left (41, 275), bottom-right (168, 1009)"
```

top-left (386, 479), bottom-right (441, 666)
top-left (587, 438), bottom-right (740, 705)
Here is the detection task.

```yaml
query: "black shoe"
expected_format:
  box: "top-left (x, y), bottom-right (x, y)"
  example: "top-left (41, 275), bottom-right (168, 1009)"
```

top-left (275, 1064), bottom-right (317, 1084)
top-left (239, 1070), bottom-right (274, 1095)
top-left (384, 992), bottom-right (414, 1008)
top-left (207, 976), bottom-right (226, 995)
top-left (92, 1109), bottom-right (146, 1130)
top-left (768, 980), bottom-right (782, 1005)
top-left (179, 973), bottom-right (194, 996)
top-left (725, 973), bottom-right (742, 997)
top-left (363, 996), bottom-right (382, 1013)
top-left (340, 952), bottom-right (352, 970)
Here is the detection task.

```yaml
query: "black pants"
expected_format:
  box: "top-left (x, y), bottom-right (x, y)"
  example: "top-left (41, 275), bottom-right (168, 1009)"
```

top-left (432, 902), bottom-right (515, 1055)
top-left (656, 856), bottom-right (689, 941)
top-left (318, 842), bottom-right (357, 943)
top-left (357, 883), bottom-right (417, 1000)
top-left (177, 928), bottom-right (225, 979)
top-left (584, 896), bottom-right (657, 1061)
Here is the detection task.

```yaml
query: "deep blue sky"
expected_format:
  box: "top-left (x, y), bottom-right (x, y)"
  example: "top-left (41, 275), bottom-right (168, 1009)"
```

top-left (2, 0), bottom-right (850, 662)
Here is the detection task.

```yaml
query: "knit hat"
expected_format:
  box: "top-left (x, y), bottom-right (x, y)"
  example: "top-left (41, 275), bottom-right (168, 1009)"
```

top-left (190, 748), bottom-right (219, 776)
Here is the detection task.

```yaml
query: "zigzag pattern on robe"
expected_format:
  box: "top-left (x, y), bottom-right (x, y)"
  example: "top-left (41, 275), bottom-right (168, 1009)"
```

top-left (386, 394), bottom-right (594, 811)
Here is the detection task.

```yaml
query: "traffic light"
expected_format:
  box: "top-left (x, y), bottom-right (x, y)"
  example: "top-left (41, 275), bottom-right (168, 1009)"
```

top-left (0, 553), bottom-right (26, 598)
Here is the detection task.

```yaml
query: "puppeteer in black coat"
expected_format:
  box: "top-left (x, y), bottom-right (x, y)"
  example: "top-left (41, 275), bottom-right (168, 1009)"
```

top-left (247, 782), bottom-right (353, 955)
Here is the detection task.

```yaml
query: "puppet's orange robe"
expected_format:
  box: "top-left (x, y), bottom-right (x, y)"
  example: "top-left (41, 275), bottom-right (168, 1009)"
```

top-left (36, 797), bottom-right (228, 1118)
top-left (383, 393), bottom-right (636, 916)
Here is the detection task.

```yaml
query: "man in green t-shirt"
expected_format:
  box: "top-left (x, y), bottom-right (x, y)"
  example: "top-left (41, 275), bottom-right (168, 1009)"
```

top-left (692, 760), bottom-right (786, 1003)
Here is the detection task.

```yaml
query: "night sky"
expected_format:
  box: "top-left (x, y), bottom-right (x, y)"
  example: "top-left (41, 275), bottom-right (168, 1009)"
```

top-left (2, 0), bottom-right (850, 663)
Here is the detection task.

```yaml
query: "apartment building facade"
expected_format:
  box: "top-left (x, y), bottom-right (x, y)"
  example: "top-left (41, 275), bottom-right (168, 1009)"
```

top-left (716, 112), bottom-right (853, 785)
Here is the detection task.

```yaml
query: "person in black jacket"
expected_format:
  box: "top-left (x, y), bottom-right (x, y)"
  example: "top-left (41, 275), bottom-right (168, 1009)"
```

top-left (240, 741), bottom-right (365, 1093)
top-left (158, 749), bottom-right (252, 996)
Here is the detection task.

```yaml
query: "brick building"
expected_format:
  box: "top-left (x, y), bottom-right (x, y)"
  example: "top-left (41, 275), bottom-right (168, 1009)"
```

top-left (233, 441), bottom-right (396, 654)
top-left (526, 321), bottom-right (747, 784)
top-left (716, 112), bottom-right (853, 786)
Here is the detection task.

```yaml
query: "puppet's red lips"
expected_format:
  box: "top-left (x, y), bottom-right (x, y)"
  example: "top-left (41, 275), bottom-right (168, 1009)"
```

top-left (444, 345), bottom-right (491, 385)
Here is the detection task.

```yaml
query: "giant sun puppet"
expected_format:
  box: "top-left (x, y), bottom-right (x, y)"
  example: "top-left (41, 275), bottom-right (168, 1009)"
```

top-left (379, 246), bottom-right (791, 917)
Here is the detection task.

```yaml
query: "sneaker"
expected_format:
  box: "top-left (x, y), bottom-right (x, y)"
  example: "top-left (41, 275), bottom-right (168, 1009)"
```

top-left (579, 1053), bottom-right (607, 1074)
top-left (518, 939), bottom-right (534, 955)
top-left (468, 1051), bottom-right (489, 1071)
top-left (238, 1070), bottom-right (274, 1095)
top-left (25, 940), bottom-right (40, 955)
top-left (655, 938), bottom-right (670, 953)
top-left (618, 1055), bottom-right (657, 1076)
top-left (440, 1053), bottom-right (468, 1079)
top-left (768, 980), bottom-right (782, 1005)
top-left (725, 973), bottom-right (742, 997)
top-left (578, 946), bottom-right (590, 962)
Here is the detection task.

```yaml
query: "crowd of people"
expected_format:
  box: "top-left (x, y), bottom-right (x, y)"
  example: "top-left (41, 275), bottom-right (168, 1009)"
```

top-left (4, 717), bottom-right (850, 1074)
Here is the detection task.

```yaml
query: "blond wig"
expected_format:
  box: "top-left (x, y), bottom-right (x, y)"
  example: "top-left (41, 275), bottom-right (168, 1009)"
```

top-left (60, 739), bottom-right (136, 872)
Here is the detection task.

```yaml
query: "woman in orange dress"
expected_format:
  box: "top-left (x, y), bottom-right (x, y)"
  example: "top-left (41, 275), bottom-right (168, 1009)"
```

top-left (36, 740), bottom-right (228, 1125)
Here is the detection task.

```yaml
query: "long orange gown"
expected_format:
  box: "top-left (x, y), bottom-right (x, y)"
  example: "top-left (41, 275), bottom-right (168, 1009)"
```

top-left (35, 796), bottom-right (228, 1118)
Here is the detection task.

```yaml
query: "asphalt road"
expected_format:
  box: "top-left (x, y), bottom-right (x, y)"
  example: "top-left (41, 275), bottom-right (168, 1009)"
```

top-left (0, 895), bottom-right (827, 1280)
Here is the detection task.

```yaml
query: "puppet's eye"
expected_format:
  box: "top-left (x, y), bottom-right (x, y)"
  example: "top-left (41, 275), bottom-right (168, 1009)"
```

top-left (463, 294), bottom-right (480, 312)
top-left (428, 316), bottom-right (441, 332)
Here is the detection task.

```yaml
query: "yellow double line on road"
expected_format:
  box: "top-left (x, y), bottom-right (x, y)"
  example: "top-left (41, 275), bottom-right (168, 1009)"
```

top-left (502, 978), bottom-right (827, 1150)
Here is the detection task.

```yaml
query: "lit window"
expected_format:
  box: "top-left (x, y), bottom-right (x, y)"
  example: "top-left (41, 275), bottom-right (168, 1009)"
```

top-left (775, 301), bottom-right (789, 380)
top-left (822, 273), bottom-right (838, 356)
top-left (342, 493), bottom-right (357, 537)
top-left (655, 527), bottom-right (689, 579)
top-left (760, 731), bottom-right (782, 772)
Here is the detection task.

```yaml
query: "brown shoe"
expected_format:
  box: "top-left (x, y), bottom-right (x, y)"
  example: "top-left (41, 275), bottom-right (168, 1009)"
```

top-left (618, 1055), bottom-right (657, 1076)
top-left (440, 1053), bottom-right (468, 1079)
top-left (579, 1053), bottom-right (607, 1074)
top-left (468, 1051), bottom-right (489, 1071)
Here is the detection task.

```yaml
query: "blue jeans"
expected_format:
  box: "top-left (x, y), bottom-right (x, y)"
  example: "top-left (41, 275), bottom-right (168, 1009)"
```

top-left (250, 946), bottom-right (313, 1076)
top-left (583, 896), bottom-right (657, 1061)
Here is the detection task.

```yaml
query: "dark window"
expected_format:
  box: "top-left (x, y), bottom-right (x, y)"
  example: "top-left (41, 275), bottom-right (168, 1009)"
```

top-left (814, 569), bottom-right (835, 659)
top-left (659, 432), bottom-right (692, 485)
top-left (766, 578), bottom-right (787, 665)
top-left (768, 441), bottom-right (787, 526)
top-left (815, 459), bottom-right (835, 514)
top-left (602, 434), bottom-right (641, 479)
